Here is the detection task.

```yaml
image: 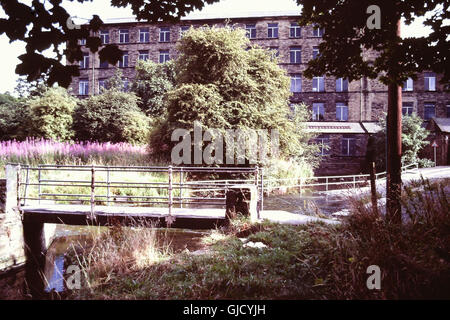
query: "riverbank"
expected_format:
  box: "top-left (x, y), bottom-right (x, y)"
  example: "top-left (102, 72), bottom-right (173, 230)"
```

top-left (65, 179), bottom-right (449, 299)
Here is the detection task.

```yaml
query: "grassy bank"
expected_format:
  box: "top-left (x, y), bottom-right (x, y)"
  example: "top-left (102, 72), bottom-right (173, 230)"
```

top-left (65, 179), bottom-right (449, 300)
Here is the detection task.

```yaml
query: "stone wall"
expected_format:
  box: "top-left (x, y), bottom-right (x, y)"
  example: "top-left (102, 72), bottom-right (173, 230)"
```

top-left (314, 133), bottom-right (370, 176)
top-left (0, 166), bottom-right (26, 271)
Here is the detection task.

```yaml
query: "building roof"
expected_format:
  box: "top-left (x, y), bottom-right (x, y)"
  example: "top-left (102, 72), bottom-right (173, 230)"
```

top-left (100, 10), bottom-right (301, 25)
top-left (305, 122), bottom-right (366, 134)
top-left (361, 122), bottom-right (383, 134)
top-left (430, 118), bottom-right (450, 133)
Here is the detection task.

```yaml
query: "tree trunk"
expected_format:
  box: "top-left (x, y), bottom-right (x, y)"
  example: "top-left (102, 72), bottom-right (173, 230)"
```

top-left (386, 20), bottom-right (403, 224)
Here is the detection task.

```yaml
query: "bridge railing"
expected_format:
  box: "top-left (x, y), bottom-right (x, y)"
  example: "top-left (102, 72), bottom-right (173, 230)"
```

top-left (14, 164), bottom-right (262, 219)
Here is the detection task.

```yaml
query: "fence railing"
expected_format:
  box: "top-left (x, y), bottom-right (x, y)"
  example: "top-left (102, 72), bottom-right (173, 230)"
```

top-left (14, 164), bottom-right (262, 220)
top-left (261, 163), bottom-right (419, 193)
top-left (11, 163), bottom-right (419, 216)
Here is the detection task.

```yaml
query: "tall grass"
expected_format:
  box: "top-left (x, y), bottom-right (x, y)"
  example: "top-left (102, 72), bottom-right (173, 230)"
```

top-left (0, 138), bottom-right (149, 168)
top-left (68, 223), bottom-right (173, 298)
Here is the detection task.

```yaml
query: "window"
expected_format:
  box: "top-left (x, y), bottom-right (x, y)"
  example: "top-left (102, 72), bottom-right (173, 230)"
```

top-left (159, 27), bottom-right (170, 42)
top-left (119, 51), bottom-right (128, 68)
top-left (312, 46), bottom-right (319, 59)
top-left (79, 53), bottom-right (89, 69)
top-left (290, 47), bottom-right (301, 64)
top-left (100, 30), bottom-right (109, 44)
top-left (312, 103), bottom-right (325, 121)
top-left (402, 102), bottom-right (414, 116)
top-left (336, 78), bottom-right (348, 92)
top-left (313, 26), bottom-right (324, 37)
top-left (139, 50), bottom-right (149, 61)
top-left (79, 79), bottom-right (89, 95)
top-left (139, 28), bottom-right (150, 43)
top-left (267, 23), bottom-right (278, 38)
top-left (180, 26), bottom-right (190, 38)
top-left (98, 78), bottom-right (106, 93)
top-left (99, 60), bottom-right (108, 68)
top-left (290, 23), bottom-right (301, 38)
top-left (315, 135), bottom-right (330, 156)
top-left (80, 38), bottom-right (86, 45)
top-left (447, 103), bottom-right (450, 118)
top-left (312, 76), bottom-right (325, 92)
top-left (290, 74), bottom-right (302, 93)
top-left (424, 102), bottom-right (435, 120)
top-left (424, 72), bottom-right (436, 91)
top-left (342, 137), bottom-right (356, 156)
top-left (246, 24), bottom-right (257, 39)
top-left (403, 78), bottom-right (413, 91)
top-left (119, 29), bottom-right (129, 43)
top-left (336, 102), bottom-right (349, 121)
top-left (159, 50), bottom-right (170, 63)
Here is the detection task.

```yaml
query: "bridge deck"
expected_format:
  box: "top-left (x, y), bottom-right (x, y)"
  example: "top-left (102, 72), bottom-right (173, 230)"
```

top-left (21, 205), bottom-right (227, 229)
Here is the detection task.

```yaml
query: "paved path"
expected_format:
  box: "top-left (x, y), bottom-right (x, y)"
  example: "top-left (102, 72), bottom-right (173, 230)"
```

top-left (259, 210), bottom-right (339, 225)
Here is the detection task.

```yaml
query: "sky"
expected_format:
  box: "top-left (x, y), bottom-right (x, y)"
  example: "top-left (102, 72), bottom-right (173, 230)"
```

top-left (0, 0), bottom-right (435, 94)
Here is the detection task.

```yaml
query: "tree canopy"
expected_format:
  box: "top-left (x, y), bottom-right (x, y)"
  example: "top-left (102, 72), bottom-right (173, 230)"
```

top-left (131, 59), bottom-right (176, 117)
top-left (150, 26), bottom-right (318, 166)
top-left (296, 0), bottom-right (449, 85)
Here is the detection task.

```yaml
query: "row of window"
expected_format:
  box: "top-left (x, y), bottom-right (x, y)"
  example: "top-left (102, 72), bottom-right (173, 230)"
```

top-left (315, 136), bottom-right (357, 157)
top-left (80, 45), bottom-right (321, 69)
top-left (402, 102), bottom-right (450, 120)
top-left (310, 102), bottom-right (349, 121)
top-left (245, 23), bottom-right (323, 39)
top-left (290, 74), bottom-right (439, 93)
top-left (307, 101), bottom-right (450, 122)
top-left (290, 76), bottom-right (348, 93)
top-left (94, 27), bottom-right (179, 45)
top-left (83, 23), bottom-right (324, 46)
top-left (79, 50), bottom-right (171, 69)
top-left (78, 77), bottom-right (131, 95)
top-left (403, 74), bottom-right (437, 92)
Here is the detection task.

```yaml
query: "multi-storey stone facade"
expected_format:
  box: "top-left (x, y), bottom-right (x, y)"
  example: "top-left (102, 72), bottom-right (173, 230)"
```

top-left (70, 12), bottom-right (450, 174)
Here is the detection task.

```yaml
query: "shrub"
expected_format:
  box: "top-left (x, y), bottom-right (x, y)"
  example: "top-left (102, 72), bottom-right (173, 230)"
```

top-left (28, 87), bottom-right (77, 141)
top-left (0, 98), bottom-right (32, 141)
top-left (73, 89), bottom-right (150, 144)
top-left (373, 113), bottom-right (431, 170)
top-left (131, 60), bottom-right (176, 117)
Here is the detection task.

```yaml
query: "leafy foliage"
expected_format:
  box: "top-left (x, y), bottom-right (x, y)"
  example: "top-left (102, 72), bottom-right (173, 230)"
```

top-left (296, 0), bottom-right (449, 86)
top-left (73, 87), bottom-right (150, 144)
top-left (28, 87), bottom-right (77, 141)
top-left (0, 93), bottom-right (31, 141)
top-left (131, 59), bottom-right (176, 117)
top-left (373, 113), bottom-right (432, 169)
top-left (150, 26), bottom-right (319, 165)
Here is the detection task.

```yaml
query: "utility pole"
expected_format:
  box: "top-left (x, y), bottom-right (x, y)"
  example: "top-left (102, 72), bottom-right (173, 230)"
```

top-left (386, 19), bottom-right (402, 224)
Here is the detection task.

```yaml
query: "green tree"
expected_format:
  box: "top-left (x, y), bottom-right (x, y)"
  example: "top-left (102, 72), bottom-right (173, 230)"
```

top-left (296, 0), bottom-right (449, 223)
top-left (0, 93), bottom-right (32, 140)
top-left (28, 87), bottom-right (77, 141)
top-left (150, 26), bottom-right (318, 166)
top-left (73, 87), bottom-right (150, 144)
top-left (131, 59), bottom-right (176, 117)
top-left (373, 114), bottom-right (432, 170)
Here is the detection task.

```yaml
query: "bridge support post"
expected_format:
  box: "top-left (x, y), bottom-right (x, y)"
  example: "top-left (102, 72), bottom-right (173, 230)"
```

top-left (226, 185), bottom-right (258, 224)
top-left (23, 220), bottom-right (46, 299)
